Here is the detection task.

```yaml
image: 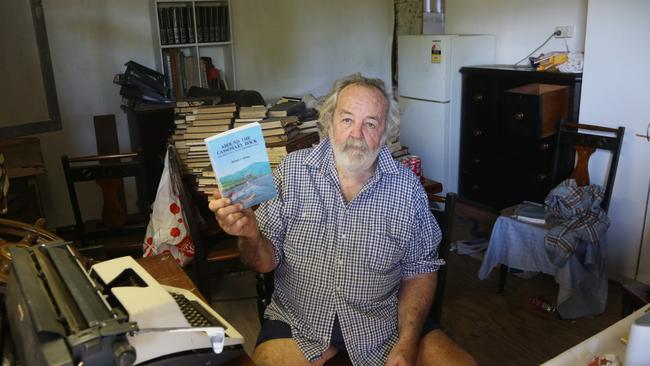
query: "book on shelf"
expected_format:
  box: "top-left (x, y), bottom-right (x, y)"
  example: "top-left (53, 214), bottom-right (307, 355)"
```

top-left (186, 125), bottom-right (230, 134)
top-left (513, 201), bottom-right (547, 224)
top-left (204, 122), bottom-right (277, 208)
top-left (185, 112), bottom-right (233, 121)
top-left (239, 105), bottom-right (268, 119)
top-left (259, 116), bottom-right (299, 129)
top-left (262, 124), bottom-right (297, 137)
top-left (196, 103), bottom-right (237, 114)
top-left (189, 119), bottom-right (232, 127)
top-left (268, 101), bottom-right (306, 117)
top-left (263, 128), bottom-right (299, 144)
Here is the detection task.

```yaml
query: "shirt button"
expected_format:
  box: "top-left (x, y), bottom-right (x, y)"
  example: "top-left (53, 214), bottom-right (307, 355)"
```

top-left (340, 234), bottom-right (346, 239)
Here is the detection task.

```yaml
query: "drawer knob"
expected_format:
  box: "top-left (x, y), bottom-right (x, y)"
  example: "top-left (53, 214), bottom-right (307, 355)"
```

top-left (472, 94), bottom-right (484, 102)
top-left (472, 158), bottom-right (481, 165)
top-left (471, 184), bottom-right (480, 191)
top-left (514, 112), bottom-right (525, 121)
top-left (472, 129), bottom-right (483, 137)
top-left (537, 173), bottom-right (548, 182)
top-left (540, 143), bottom-right (550, 151)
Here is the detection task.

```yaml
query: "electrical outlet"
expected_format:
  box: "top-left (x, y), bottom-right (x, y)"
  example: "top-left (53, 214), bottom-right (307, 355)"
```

top-left (554, 25), bottom-right (574, 38)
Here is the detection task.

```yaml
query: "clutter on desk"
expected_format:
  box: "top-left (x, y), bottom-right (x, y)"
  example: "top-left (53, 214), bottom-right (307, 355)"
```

top-left (529, 52), bottom-right (584, 73)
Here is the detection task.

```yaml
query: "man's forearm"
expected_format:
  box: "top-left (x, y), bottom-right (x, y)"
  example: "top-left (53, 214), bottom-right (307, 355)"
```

top-left (397, 273), bottom-right (437, 342)
top-left (238, 234), bottom-right (276, 273)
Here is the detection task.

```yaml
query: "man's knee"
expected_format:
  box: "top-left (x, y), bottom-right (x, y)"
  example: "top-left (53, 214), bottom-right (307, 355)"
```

top-left (417, 329), bottom-right (477, 366)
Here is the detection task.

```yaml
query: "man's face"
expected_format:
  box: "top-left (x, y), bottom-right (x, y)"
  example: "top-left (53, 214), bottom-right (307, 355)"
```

top-left (330, 84), bottom-right (387, 172)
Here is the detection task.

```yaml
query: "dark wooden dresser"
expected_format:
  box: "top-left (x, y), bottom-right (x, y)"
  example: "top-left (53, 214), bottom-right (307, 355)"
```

top-left (458, 65), bottom-right (582, 210)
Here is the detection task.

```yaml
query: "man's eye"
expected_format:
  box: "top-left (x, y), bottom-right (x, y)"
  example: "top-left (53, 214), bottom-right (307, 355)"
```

top-left (365, 121), bottom-right (377, 129)
top-left (341, 118), bottom-right (352, 125)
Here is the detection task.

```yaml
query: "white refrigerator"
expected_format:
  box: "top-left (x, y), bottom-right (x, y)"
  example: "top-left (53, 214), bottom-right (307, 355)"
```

top-left (398, 35), bottom-right (495, 193)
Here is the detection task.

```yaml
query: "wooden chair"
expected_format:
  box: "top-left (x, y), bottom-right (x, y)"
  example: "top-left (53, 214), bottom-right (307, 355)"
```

top-left (61, 151), bottom-right (149, 258)
top-left (167, 145), bottom-right (241, 302)
top-left (495, 122), bottom-right (624, 293)
top-left (254, 192), bottom-right (457, 363)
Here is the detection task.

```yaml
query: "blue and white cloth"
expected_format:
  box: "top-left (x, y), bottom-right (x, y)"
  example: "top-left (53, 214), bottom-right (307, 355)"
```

top-left (479, 179), bottom-right (610, 319)
top-left (544, 179), bottom-right (610, 267)
top-left (255, 138), bottom-right (443, 366)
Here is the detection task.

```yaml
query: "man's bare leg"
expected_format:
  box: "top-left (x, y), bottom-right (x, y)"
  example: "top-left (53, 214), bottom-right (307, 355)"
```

top-left (417, 329), bottom-right (477, 366)
top-left (253, 338), bottom-right (339, 366)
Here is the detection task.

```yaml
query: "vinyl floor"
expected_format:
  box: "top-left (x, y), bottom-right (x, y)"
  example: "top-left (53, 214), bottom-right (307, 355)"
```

top-left (209, 216), bottom-right (622, 365)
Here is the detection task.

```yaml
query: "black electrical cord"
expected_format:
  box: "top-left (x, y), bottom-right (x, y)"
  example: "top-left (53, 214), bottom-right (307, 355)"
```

top-left (513, 30), bottom-right (562, 68)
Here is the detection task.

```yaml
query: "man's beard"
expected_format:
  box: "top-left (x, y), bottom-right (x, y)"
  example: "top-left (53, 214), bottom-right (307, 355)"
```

top-left (332, 137), bottom-right (382, 173)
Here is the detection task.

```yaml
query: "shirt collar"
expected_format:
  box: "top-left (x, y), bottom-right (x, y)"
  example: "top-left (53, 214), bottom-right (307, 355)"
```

top-left (304, 138), bottom-right (400, 178)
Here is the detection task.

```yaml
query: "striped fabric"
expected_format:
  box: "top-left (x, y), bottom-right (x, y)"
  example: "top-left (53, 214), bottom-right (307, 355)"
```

top-left (544, 179), bottom-right (610, 266)
top-left (255, 138), bottom-right (442, 366)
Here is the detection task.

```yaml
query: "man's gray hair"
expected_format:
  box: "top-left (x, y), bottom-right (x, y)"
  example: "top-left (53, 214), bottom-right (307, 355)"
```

top-left (318, 73), bottom-right (400, 144)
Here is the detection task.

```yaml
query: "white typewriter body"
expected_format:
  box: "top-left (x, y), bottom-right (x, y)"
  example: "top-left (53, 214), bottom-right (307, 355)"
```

top-left (90, 256), bottom-right (244, 364)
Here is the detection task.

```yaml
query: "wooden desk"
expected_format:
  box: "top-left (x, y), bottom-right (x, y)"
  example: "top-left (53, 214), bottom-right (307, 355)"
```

top-left (422, 177), bottom-right (443, 200)
top-left (137, 253), bottom-right (255, 366)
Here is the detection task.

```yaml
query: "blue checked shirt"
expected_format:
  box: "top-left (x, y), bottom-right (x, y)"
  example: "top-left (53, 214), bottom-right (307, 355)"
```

top-left (255, 138), bottom-right (443, 366)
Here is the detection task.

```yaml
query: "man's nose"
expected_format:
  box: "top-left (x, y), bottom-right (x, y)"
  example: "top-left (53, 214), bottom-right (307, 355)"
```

top-left (349, 121), bottom-right (363, 138)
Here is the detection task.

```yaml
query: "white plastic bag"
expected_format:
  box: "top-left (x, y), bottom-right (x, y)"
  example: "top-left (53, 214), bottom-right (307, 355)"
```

top-left (143, 150), bottom-right (194, 266)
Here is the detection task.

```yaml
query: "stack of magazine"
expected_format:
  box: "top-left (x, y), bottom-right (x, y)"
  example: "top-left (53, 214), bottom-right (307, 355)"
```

top-left (513, 201), bottom-right (547, 224)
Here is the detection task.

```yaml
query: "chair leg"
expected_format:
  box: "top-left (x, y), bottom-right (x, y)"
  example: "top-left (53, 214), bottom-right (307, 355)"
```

top-left (498, 264), bottom-right (508, 293)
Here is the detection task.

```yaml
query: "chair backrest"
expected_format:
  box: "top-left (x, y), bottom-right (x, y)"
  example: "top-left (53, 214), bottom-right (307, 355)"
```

top-left (550, 121), bottom-right (625, 211)
top-left (255, 192), bottom-right (458, 325)
top-left (61, 151), bottom-right (148, 238)
top-left (429, 192), bottom-right (457, 324)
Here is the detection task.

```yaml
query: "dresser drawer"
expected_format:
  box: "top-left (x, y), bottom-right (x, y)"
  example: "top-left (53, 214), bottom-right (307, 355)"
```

top-left (503, 83), bottom-right (569, 139)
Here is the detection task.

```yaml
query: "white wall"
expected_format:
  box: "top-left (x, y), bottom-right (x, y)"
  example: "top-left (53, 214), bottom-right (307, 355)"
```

top-left (36, 0), bottom-right (394, 228)
top-left (445, 0), bottom-right (587, 64)
top-left (38, 0), bottom-right (157, 228)
top-left (231, 0), bottom-right (394, 101)
top-left (578, 0), bottom-right (650, 281)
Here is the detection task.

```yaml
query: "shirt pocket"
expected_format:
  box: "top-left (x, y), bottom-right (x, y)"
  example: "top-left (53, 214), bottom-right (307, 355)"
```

top-left (283, 201), bottom-right (325, 266)
top-left (365, 225), bottom-right (405, 274)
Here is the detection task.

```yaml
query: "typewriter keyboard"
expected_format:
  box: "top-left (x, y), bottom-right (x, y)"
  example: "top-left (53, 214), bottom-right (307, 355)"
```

top-left (169, 291), bottom-right (226, 328)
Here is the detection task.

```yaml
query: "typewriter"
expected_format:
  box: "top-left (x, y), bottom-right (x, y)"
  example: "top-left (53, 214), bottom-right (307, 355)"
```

top-left (4, 241), bottom-right (244, 365)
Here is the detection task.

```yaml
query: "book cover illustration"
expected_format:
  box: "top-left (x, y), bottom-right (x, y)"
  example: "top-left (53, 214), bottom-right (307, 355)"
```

top-left (204, 122), bottom-right (277, 208)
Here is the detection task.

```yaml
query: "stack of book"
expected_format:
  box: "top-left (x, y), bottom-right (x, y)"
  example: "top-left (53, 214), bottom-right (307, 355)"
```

top-left (266, 132), bottom-right (320, 169)
top-left (388, 139), bottom-right (409, 159)
top-left (234, 115), bottom-right (301, 168)
top-left (268, 100), bottom-right (306, 118)
top-left (171, 102), bottom-right (236, 191)
top-left (296, 118), bottom-right (319, 134)
top-left (513, 201), bottom-right (547, 224)
top-left (238, 105), bottom-right (268, 120)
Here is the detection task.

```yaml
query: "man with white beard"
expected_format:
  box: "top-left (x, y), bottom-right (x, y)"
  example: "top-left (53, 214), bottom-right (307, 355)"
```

top-left (209, 74), bottom-right (476, 366)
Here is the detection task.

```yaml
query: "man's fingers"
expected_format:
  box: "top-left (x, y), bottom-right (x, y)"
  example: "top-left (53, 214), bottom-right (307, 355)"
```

top-left (208, 197), bottom-right (231, 212)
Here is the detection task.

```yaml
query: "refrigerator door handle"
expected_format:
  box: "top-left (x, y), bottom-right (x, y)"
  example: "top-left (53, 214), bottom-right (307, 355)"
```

top-left (399, 95), bottom-right (450, 104)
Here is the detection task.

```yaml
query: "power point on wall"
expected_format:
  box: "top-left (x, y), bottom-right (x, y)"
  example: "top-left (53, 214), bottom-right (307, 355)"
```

top-left (554, 25), bottom-right (574, 38)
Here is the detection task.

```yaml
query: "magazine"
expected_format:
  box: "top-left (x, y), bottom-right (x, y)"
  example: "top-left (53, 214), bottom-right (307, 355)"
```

top-left (204, 122), bottom-right (277, 208)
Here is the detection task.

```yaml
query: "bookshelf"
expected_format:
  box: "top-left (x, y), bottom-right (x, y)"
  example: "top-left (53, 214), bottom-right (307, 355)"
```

top-left (152, 0), bottom-right (236, 100)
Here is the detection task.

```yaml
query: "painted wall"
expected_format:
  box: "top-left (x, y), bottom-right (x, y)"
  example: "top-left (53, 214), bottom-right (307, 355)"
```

top-left (35, 0), bottom-right (394, 228)
top-left (445, 0), bottom-right (587, 64)
top-left (38, 0), bottom-right (157, 228)
top-left (578, 0), bottom-right (650, 281)
top-left (230, 0), bottom-right (394, 101)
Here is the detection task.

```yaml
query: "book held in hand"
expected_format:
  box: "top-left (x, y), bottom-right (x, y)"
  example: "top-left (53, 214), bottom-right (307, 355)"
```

top-left (204, 122), bottom-right (277, 208)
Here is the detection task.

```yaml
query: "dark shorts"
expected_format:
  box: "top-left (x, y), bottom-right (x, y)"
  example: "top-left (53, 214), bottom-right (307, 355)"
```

top-left (255, 316), bottom-right (440, 352)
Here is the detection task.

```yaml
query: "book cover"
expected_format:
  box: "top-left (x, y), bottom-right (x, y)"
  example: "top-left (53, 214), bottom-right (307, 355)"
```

top-left (204, 122), bottom-right (277, 208)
